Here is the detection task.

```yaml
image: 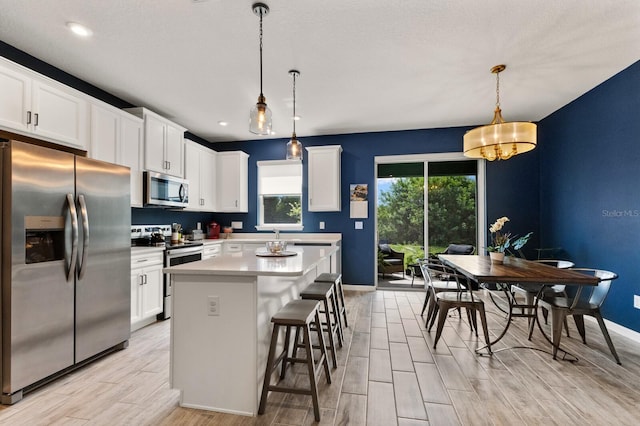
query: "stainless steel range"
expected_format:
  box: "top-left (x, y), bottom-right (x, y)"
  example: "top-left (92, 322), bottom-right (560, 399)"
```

top-left (131, 225), bottom-right (203, 320)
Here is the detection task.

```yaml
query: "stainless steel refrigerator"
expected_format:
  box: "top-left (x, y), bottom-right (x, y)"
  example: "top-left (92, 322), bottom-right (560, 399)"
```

top-left (0, 140), bottom-right (131, 404)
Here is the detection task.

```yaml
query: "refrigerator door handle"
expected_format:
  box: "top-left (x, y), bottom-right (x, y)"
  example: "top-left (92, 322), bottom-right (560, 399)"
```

top-left (77, 194), bottom-right (90, 280)
top-left (67, 193), bottom-right (79, 282)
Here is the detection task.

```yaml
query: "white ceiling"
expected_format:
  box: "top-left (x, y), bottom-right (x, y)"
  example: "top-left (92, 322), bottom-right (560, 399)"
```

top-left (0, 0), bottom-right (638, 143)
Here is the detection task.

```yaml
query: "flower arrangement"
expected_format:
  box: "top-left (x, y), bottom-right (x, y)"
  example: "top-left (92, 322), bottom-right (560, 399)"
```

top-left (488, 216), bottom-right (532, 254)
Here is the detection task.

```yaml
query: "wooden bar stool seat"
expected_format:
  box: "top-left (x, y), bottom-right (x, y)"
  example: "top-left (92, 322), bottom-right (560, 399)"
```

top-left (258, 299), bottom-right (331, 422)
top-left (298, 282), bottom-right (343, 369)
top-left (315, 272), bottom-right (348, 328)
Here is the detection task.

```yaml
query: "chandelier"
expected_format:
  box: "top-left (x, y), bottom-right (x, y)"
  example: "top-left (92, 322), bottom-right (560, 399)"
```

top-left (249, 3), bottom-right (272, 135)
top-left (286, 70), bottom-right (302, 160)
top-left (463, 65), bottom-right (536, 161)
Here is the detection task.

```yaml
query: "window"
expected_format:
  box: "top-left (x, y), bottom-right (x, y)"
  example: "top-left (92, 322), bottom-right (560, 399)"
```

top-left (256, 160), bottom-right (303, 230)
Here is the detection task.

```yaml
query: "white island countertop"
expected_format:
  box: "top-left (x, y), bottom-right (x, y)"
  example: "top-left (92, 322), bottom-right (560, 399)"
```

top-left (164, 245), bottom-right (337, 277)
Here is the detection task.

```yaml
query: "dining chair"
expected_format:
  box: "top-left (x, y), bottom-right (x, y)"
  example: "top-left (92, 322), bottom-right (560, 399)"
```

top-left (418, 259), bottom-right (470, 330)
top-left (420, 260), bottom-right (491, 353)
top-left (512, 259), bottom-right (574, 337)
top-left (536, 268), bottom-right (620, 364)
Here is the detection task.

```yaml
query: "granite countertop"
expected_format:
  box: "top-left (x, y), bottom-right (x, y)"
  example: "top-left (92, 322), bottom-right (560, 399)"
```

top-left (164, 245), bottom-right (337, 277)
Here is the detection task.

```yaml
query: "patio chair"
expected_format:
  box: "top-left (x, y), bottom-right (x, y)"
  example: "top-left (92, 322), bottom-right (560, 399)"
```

top-left (536, 268), bottom-right (620, 364)
top-left (378, 243), bottom-right (405, 278)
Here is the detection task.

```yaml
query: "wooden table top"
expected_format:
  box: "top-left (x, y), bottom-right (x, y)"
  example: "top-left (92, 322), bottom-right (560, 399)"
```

top-left (438, 255), bottom-right (599, 285)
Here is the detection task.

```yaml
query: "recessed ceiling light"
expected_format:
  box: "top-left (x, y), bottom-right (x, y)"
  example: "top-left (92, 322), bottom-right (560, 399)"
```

top-left (217, 121), bottom-right (228, 126)
top-left (67, 22), bottom-right (93, 37)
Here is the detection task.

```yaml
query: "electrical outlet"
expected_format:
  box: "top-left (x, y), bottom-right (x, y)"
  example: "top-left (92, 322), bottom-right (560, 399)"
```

top-left (355, 221), bottom-right (363, 230)
top-left (319, 221), bottom-right (325, 230)
top-left (208, 296), bottom-right (220, 316)
top-left (634, 295), bottom-right (640, 309)
top-left (231, 221), bottom-right (243, 229)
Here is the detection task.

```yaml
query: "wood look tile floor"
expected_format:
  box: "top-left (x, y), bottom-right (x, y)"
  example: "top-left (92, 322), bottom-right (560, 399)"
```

top-left (1, 289), bottom-right (640, 425)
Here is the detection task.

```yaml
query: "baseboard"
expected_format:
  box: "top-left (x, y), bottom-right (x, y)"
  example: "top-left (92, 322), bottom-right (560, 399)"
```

top-left (584, 315), bottom-right (640, 344)
top-left (343, 284), bottom-right (376, 292)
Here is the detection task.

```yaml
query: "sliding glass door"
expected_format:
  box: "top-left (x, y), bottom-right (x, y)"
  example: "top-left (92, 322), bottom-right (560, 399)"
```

top-left (375, 153), bottom-right (485, 288)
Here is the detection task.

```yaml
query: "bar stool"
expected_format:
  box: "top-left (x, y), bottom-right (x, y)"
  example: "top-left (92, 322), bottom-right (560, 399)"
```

top-left (258, 299), bottom-right (331, 422)
top-left (315, 272), bottom-right (348, 329)
top-left (298, 282), bottom-right (343, 369)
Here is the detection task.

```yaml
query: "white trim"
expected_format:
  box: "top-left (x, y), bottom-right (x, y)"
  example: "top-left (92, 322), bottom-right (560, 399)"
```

top-left (343, 284), bottom-right (376, 292)
top-left (584, 316), bottom-right (640, 344)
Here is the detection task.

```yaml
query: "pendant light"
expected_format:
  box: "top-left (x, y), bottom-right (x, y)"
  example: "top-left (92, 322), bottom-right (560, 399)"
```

top-left (249, 2), bottom-right (272, 135)
top-left (286, 70), bottom-right (302, 160)
top-left (463, 64), bottom-right (537, 161)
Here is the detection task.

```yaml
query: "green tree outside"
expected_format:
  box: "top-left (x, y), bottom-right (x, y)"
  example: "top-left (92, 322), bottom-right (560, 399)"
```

top-left (378, 175), bottom-right (476, 260)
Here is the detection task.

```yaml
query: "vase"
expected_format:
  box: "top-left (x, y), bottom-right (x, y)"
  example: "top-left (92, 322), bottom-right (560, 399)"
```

top-left (489, 251), bottom-right (505, 264)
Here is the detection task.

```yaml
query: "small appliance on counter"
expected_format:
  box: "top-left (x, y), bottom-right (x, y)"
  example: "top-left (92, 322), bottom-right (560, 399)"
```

top-left (207, 222), bottom-right (220, 239)
top-left (188, 229), bottom-right (205, 241)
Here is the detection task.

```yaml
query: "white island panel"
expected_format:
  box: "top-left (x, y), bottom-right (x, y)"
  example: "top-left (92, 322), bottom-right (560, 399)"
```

top-left (167, 246), bottom-right (334, 416)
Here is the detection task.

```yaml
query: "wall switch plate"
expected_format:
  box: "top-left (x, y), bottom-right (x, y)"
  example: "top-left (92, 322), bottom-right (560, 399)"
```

top-left (355, 221), bottom-right (363, 230)
top-left (634, 295), bottom-right (640, 309)
top-left (231, 221), bottom-right (243, 229)
top-left (208, 296), bottom-right (220, 316)
top-left (319, 221), bottom-right (325, 230)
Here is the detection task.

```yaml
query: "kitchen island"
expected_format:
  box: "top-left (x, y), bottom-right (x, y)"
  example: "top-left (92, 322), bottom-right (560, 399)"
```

top-left (164, 245), bottom-right (338, 416)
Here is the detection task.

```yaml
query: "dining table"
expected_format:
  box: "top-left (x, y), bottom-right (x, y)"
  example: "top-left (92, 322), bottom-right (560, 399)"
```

top-left (438, 254), bottom-right (599, 360)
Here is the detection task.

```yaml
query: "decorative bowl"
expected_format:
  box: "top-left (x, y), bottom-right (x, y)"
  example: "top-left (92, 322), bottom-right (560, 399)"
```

top-left (266, 240), bottom-right (287, 254)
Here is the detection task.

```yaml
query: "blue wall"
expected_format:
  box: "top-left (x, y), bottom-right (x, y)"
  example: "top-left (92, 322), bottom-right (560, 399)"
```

top-left (213, 128), bottom-right (540, 286)
top-left (538, 60), bottom-right (640, 332)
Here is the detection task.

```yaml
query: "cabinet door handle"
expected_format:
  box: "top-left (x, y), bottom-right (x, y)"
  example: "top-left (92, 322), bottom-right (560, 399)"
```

top-left (167, 161), bottom-right (171, 170)
top-left (34, 113), bottom-right (39, 127)
top-left (27, 111), bottom-right (32, 125)
top-left (143, 274), bottom-right (147, 285)
top-left (235, 200), bottom-right (238, 207)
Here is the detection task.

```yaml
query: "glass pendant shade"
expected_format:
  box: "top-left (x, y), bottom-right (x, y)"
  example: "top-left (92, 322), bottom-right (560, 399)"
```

top-left (286, 69), bottom-right (302, 160)
top-left (286, 134), bottom-right (302, 160)
top-left (249, 94), bottom-right (272, 135)
top-left (463, 64), bottom-right (537, 161)
top-left (249, 3), bottom-right (271, 135)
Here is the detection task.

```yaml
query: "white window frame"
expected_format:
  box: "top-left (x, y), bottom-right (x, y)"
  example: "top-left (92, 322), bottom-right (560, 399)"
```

top-left (256, 160), bottom-right (304, 231)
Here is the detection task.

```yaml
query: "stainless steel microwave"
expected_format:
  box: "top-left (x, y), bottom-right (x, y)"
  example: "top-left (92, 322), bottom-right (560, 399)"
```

top-left (144, 171), bottom-right (189, 208)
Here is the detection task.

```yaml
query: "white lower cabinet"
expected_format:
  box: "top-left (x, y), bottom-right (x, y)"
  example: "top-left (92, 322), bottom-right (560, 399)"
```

top-left (131, 250), bottom-right (164, 330)
top-left (202, 242), bottom-right (222, 260)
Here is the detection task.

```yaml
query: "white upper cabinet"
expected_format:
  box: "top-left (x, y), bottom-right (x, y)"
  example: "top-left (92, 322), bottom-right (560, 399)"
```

top-left (216, 151), bottom-right (249, 213)
top-left (307, 145), bottom-right (342, 211)
top-left (119, 113), bottom-right (144, 207)
top-left (125, 107), bottom-right (186, 178)
top-left (0, 62), bottom-right (31, 132)
top-left (0, 58), bottom-right (88, 150)
top-left (90, 103), bottom-right (119, 163)
top-left (89, 102), bottom-right (143, 207)
top-left (184, 139), bottom-right (217, 212)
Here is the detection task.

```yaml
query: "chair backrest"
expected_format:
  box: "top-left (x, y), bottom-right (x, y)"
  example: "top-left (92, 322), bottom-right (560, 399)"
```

top-left (535, 259), bottom-right (574, 269)
top-left (570, 268), bottom-right (618, 307)
top-left (418, 259), bottom-right (471, 298)
top-left (443, 244), bottom-right (475, 255)
top-left (535, 259), bottom-right (575, 291)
